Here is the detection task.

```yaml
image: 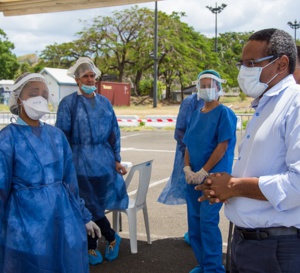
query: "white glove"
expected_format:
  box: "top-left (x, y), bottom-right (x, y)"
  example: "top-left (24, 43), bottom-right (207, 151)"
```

top-left (193, 168), bottom-right (208, 184)
top-left (85, 221), bottom-right (101, 239)
top-left (183, 166), bottom-right (195, 184)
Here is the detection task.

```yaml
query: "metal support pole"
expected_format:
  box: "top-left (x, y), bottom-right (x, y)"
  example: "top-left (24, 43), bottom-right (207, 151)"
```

top-left (206, 3), bottom-right (227, 53)
top-left (153, 1), bottom-right (158, 108)
top-left (287, 20), bottom-right (300, 41)
top-left (215, 3), bottom-right (217, 53)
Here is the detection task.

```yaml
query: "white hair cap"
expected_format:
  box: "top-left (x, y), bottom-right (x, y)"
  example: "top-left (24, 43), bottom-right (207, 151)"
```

top-left (67, 57), bottom-right (101, 79)
top-left (8, 73), bottom-right (48, 115)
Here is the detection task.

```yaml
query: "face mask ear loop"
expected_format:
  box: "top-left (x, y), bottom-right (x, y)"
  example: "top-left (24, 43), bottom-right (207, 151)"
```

top-left (261, 57), bottom-right (279, 85)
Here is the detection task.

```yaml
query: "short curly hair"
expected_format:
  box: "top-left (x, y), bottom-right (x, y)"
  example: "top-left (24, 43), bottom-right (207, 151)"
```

top-left (249, 28), bottom-right (297, 74)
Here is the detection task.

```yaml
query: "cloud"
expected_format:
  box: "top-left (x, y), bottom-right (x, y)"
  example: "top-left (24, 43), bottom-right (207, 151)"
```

top-left (0, 0), bottom-right (299, 56)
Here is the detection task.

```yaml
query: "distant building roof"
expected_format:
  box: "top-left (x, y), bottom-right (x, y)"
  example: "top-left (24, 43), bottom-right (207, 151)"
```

top-left (40, 67), bottom-right (77, 85)
top-left (0, 80), bottom-right (14, 85)
top-left (0, 80), bottom-right (14, 91)
top-left (172, 85), bottom-right (197, 94)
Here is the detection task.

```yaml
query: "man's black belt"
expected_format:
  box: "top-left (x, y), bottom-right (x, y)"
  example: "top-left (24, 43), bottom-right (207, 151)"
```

top-left (236, 226), bottom-right (300, 240)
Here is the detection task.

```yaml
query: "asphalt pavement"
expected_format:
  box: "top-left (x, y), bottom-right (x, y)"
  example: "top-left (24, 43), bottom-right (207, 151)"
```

top-left (89, 130), bottom-right (237, 273)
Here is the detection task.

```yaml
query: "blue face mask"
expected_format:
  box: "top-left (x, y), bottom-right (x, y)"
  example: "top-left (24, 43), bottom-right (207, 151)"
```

top-left (81, 84), bottom-right (97, 95)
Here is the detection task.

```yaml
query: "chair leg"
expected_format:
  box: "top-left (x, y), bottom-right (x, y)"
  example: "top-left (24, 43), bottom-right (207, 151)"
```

top-left (143, 205), bottom-right (151, 245)
top-left (119, 212), bottom-right (122, 232)
top-left (127, 209), bottom-right (138, 254)
top-left (112, 211), bottom-right (119, 232)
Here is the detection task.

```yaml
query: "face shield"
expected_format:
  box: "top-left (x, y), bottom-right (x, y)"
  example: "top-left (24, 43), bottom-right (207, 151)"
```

top-left (8, 73), bottom-right (54, 117)
top-left (196, 73), bottom-right (226, 101)
top-left (67, 57), bottom-right (101, 79)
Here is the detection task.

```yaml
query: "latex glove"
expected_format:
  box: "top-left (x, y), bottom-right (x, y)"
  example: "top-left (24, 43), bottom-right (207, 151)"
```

top-left (85, 221), bottom-right (101, 239)
top-left (193, 168), bottom-right (208, 184)
top-left (183, 166), bottom-right (195, 184)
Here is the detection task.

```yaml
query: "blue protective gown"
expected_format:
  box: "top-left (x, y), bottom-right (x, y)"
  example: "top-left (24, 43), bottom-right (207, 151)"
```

top-left (183, 104), bottom-right (237, 272)
top-left (55, 93), bottom-right (128, 220)
top-left (0, 122), bottom-right (91, 273)
top-left (157, 94), bottom-right (204, 205)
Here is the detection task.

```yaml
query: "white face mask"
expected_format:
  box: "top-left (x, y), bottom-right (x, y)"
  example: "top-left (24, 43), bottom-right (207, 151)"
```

top-left (237, 58), bottom-right (279, 98)
top-left (198, 87), bottom-right (218, 102)
top-left (22, 96), bottom-right (50, 120)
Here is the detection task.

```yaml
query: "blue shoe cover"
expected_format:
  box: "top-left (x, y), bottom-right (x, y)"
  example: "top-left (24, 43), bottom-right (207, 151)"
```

top-left (184, 232), bottom-right (191, 245)
top-left (88, 249), bottom-right (103, 265)
top-left (189, 265), bottom-right (203, 273)
top-left (105, 233), bottom-right (121, 262)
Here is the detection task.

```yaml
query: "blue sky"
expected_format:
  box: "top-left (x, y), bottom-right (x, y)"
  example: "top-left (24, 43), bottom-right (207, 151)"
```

top-left (0, 0), bottom-right (299, 56)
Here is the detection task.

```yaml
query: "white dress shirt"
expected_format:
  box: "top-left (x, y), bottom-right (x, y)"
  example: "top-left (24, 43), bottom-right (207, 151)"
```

top-left (225, 75), bottom-right (300, 228)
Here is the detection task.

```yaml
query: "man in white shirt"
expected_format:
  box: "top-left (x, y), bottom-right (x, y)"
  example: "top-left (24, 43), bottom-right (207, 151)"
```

top-left (294, 45), bottom-right (300, 83)
top-left (197, 28), bottom-right (300, 273)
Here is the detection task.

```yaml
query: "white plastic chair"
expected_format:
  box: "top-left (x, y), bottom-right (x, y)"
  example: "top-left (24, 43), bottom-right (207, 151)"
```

top-left (112, 160), bottom-right (153, 254)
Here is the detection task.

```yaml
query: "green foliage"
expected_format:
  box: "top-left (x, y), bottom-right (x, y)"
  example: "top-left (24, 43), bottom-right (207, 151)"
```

top-left (13, 7), bottom-right (254, 98)
top-left (139, 79), bottom-right (153, 96)
top-left (239, 91), bottom-right (247, 101)
top-left (0, 29), bottom-right (19, 79)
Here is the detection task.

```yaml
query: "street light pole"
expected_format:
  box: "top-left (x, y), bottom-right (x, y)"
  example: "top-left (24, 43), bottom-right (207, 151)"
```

top-left (287, 20), bottom-right (300, 41)
top-left (206, 2), bottom-right (227, 53)
top-left (153, 1), bottom-right (158, 108)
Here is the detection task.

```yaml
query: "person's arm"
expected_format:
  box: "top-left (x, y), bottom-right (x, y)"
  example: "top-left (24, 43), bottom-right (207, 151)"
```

top-left (107, 102), bottom-right (121, 163)
top-left (202, 140), bottom-right (228, 172)
top-left (183, 148), bottom-right (195, 184)
top-left (184, 147), bottom-right (190, 167)
top-left (0, 149), bottom-right (12, 226)
top-left (55, 97), bottom-right (72, 143)
top-left (61, 133), bottom-right (92, 223)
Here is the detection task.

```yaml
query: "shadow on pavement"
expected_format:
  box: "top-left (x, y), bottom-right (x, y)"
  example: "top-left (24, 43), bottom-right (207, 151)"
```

top-left (90, 237), bottom-right (229, 273)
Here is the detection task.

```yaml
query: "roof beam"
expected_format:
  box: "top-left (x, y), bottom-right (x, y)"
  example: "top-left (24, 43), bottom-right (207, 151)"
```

top-left (0, 0), bottom-right (162, 16)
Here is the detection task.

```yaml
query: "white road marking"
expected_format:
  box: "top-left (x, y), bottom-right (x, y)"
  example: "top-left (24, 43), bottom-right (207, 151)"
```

top-left (121, 133), bottom-right (145, 139)
top-left (121, 147), bottom-right (175, 153)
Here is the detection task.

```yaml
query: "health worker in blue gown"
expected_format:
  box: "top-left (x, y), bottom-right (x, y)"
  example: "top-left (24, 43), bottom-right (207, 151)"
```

top-left (157, 93), bottom-right (204, 205)
top-left (157, 92), bottom-right (204, 245)
top-left (56, 57), bottom-right (128, 265)
top-left (0, 73), bottom-right (100, 273)
top-left (183, 70), bottom-right (237, 273)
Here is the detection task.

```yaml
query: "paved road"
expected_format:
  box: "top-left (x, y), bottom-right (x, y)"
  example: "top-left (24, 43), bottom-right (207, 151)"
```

top-left (90, 130), bottom-right (239, 273)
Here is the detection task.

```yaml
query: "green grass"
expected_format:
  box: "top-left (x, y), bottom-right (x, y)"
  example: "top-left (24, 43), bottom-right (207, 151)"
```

top-left (0, 104), bottom-right (9, 111)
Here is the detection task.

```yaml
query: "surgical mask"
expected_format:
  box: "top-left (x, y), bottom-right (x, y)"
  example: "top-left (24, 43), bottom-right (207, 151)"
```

top-left (22, 96), bottom-right (50, 120)
top-left (81, 84), bottom-right (97, 94)
top-left (198, 87), bottom-right (218, 102)
top-left (237, 58), bottom-right (279, 98)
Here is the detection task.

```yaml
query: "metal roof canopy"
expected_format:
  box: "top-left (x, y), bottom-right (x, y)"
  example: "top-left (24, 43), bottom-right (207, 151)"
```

top-left (0, 0), bottom-right (162, 16)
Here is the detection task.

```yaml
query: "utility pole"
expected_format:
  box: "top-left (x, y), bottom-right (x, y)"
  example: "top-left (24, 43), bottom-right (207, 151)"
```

top-left (206, 3), bottom-right (227, 53)
top-left (287, 20), bottom-right (300, 41)
top-left (153, 1), bottom-right (158, 108)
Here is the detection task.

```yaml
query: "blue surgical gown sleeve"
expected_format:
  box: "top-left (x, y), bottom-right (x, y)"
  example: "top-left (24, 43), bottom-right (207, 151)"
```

top-left (61, 133), bottom-right (92, 223)
top-left (55, 96), bottom-right (73, 143)
top-left (107, 105), bottom-right (122, 163)
top-left (0, 150), bottom-right (12, 229)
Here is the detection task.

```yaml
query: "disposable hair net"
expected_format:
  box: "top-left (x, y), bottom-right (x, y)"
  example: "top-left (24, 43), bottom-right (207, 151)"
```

top-left (8, 73), bottom-right (50, 115)
top-left (67, 57), bottom-right (101, 79)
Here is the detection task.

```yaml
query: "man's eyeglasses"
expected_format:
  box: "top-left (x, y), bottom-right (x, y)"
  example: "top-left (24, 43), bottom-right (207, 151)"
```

top-left (236, 55), bottom-right (274, 70)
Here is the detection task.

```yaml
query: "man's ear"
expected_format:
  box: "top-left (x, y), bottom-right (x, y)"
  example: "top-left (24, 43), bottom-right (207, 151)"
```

top-left (277, 55), bottom-right (289, 74)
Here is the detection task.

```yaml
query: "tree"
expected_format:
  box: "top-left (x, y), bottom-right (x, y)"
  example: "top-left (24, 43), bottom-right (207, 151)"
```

top-left (0, 29), bottom-right (19, 79)
top-left (37, 7), bottom-right (251, 100)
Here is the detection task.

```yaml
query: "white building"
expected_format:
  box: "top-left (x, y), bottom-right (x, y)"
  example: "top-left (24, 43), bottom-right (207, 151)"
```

top-left (40, 67), bottom-right (77, 110)
top-left (0, 80), bottom-right (14, 105)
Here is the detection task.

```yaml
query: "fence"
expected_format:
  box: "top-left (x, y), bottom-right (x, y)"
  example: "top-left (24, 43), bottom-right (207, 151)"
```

top-left (0, 112), bottom-right (253, 139)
